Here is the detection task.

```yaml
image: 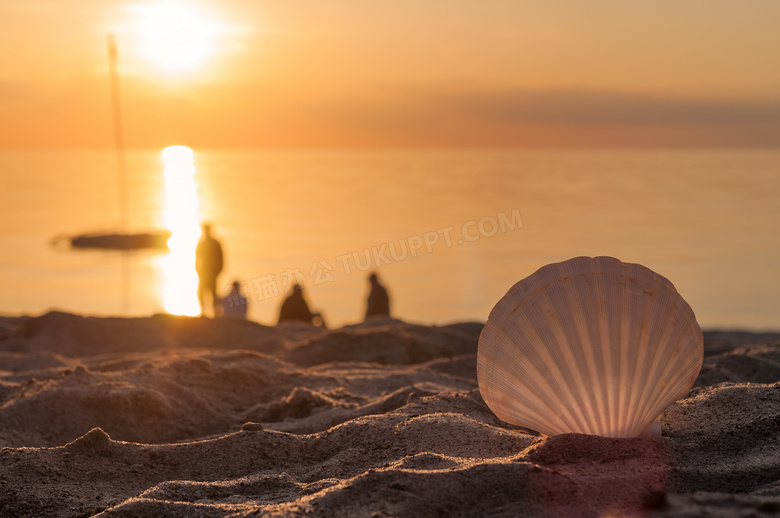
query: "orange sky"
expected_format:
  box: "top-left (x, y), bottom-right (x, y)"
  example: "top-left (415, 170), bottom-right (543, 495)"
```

top-left (2, 0), bottom-right (780, 148)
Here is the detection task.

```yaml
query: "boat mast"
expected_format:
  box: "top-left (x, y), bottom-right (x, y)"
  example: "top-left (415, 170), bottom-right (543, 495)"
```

top-left (107, 33), bottom-right (129, 232)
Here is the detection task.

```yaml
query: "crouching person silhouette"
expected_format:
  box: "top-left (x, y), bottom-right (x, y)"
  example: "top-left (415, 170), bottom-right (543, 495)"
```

top-left (278, 284), bottom-right (325, 327)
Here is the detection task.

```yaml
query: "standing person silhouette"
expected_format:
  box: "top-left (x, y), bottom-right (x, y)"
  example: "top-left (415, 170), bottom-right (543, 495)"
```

top-left (365, 272), bottom-right (390, 320)
top-left (195, 223), bottom-right (224, 317)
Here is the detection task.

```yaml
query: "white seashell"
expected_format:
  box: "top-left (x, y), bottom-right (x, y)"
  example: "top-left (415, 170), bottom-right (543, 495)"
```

top-left (477, 256), bottom-right (703, 438)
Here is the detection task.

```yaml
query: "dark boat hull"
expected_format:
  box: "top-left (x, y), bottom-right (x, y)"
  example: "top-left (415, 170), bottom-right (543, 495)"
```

top-left (70, 231), bottom-right (171, 251)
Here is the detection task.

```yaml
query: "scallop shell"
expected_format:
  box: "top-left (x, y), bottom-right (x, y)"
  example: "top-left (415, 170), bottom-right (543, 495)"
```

top-left (477, 256), bottom-right (703, 438)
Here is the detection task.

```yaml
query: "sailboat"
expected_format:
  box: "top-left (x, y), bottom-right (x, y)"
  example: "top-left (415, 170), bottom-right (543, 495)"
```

top-left (65, 33), bottom-right (170, 251)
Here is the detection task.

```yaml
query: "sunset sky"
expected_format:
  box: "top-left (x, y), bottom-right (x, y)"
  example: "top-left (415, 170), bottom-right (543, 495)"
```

top-left (2, 0), bottom-right (780, 148)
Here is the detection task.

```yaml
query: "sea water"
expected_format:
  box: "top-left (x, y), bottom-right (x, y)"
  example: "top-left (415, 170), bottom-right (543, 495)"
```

top-left (1, 148), bottom-right (778, 329)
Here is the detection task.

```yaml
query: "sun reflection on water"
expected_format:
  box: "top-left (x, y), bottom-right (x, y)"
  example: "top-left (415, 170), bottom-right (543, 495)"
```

top-left (161, 146), bottom-right (201, 316)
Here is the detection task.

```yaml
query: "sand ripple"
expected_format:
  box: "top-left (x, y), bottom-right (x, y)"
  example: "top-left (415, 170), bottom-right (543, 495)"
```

top-left (1, 312), bottom-right (779, 516)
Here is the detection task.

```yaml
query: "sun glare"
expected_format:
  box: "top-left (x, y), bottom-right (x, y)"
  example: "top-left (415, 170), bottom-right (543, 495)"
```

top-left (131, 1), bottom-right (220, 73)
top-left (161, 145), bottom-right (201, 316)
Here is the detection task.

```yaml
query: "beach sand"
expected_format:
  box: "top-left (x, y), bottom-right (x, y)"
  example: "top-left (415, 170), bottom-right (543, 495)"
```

top-left (1, 312), bottom-right (779, 517)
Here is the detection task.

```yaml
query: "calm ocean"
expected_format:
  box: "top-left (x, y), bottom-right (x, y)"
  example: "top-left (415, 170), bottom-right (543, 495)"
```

top-left (1, 148), bottom-right (778, 329)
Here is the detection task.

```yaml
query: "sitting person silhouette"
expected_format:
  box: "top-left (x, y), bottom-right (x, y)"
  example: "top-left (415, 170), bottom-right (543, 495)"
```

top-left (278, 284), bottom-right (324, 326)
top-left (365, 272), bottom-right (390, 319)
top-left (221, 281), bottom-right (248, 319)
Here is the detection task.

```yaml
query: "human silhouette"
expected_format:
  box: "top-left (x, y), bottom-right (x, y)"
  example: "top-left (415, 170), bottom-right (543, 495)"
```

top-left (278, 284), bottom-right (324, 325)
top-left (365, 272), bottom-right (390, 319)
top-left (222, 281), bottom-right (248, 319)
top-left (195, 223), bottom-right (224, 317)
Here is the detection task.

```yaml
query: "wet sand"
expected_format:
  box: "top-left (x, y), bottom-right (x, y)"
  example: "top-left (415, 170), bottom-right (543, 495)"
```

top-left (1, 312), bottom-right (779, 517)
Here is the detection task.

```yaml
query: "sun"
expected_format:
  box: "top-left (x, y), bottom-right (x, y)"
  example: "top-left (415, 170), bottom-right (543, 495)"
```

top-left (131, 1), bottom-right (220, 73)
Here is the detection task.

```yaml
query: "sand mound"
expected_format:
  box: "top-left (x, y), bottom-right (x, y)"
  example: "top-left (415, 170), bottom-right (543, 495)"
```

top-left (284, 320), bottom-right (480, 366)
top-left (1, 313), bottom-right (779, 516)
